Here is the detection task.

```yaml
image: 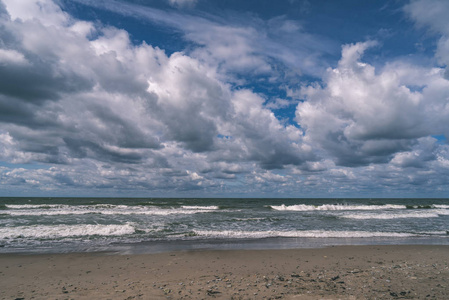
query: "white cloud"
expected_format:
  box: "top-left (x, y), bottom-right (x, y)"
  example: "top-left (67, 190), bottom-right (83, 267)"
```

top-left (264, 98), bottom-right (294, 109)
top-left (404, 0), bottom-right (449, 35)
top-left (69, 0), bottom-right (337, 82)
top-left (0, 49), bottom-right (28, 65)
top-left (1, 0), bottom-right (449, 196)
top-left (404, 0), bottom-right (449, 77)
top-left (296, 41), bottom-right (449, 166)
top-left (2, 0), bottom-right (69, 27)
top-left (0, 0), bottom-right (316, 195)
top-left (254, 171), bottom-right (288, 183)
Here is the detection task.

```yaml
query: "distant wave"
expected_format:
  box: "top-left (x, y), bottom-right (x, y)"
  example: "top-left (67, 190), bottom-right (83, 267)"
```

top-left (3, 204), bottom-right (220, 216)
top-left (269, 204), bottom-right (406, 211)
top-left (5, 204), bottom-right (132, 209)
top-left (180, 206), bottom-right (219, 210)
top-left (5, 204), bottom-right (67, 209)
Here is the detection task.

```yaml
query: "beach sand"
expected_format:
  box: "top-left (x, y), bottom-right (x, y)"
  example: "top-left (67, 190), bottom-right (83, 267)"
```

top-left (1, 245), bottom-right (448, 299)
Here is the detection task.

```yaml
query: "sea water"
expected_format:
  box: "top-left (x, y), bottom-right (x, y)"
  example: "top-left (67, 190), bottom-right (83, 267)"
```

top-left (0, 197), bottom-right (448, 253)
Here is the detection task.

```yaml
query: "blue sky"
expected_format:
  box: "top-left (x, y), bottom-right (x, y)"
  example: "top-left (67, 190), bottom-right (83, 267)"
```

top-left (0, 0), bottom-right (449, 197)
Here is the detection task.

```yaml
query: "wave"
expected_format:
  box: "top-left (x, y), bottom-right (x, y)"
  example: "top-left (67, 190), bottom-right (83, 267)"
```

top-left (270, 204), bottom-right (406, 211)
top-left (340, 211), bottom-right (442, 220)
top-left (5, 204), bottom-right (67, 209)
top-left (180, 206), bottom-right (219, 210)
top-left (434, 205), bottom-right (449, 209)
top-left (2, 205), bottom-right (220, 216)
top-left (5, 204), bottom-right (136, 210)
top-left (0, 223), bottom-right (136, 239)
top-left (192, 230), bottom-right (420, 239)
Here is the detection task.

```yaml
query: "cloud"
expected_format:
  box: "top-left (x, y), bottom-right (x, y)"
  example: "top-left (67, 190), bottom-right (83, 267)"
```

top-left (0, 0), bottom-right (316, 195)
top-left (0, 48), bottom-right (28, 65)
top-left (167, 0), bottom-right (198, 8)
top-left (404, 0), bottom-right (449, 77)
top-left (1, 0), bottom-right (449, 196)
top-left (2, 0), bottom-right (69, 27)
top-left (296, 41), bottom-right (449, 166)
top-left (69, 0), bottom-right (338, 81)
top-left (390, 137), bottom-right (437, 168)
top-left (224, 90), bottom-right (315, 169)
top-left (182, 14), bottom-right (337, 80)
top-left (404, 0), bottom-right (449, 35)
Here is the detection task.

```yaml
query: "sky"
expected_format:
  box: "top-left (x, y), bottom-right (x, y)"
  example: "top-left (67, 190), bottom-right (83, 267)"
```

top-left (0, 0), bottom-right (449, 198)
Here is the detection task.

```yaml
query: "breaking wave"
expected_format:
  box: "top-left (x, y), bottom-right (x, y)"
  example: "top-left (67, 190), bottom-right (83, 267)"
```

top-left (3, 204), bottom-right (220, 216)
top-left (270, 204), bottom-right (406, 211)
top-left (0, 223), bottom-right (136, 239)
top-left (339, 211), bottom-right (443, 219)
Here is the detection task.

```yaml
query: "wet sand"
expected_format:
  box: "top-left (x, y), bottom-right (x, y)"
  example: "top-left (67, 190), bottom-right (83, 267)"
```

top-left (1, 245), bottom-right (448, 299)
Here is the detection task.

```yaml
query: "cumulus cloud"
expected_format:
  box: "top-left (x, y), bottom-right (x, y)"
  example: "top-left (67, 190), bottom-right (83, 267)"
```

top-left (0, 0), bottom-right (315, 195)
top-left (296, 41), bottom-right (449, 166)
top-left (1, 0), bottom-right (449, 196)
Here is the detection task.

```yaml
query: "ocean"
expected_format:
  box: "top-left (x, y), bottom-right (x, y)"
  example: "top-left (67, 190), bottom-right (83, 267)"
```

top-left (1, 197), bottom-right (448, 254)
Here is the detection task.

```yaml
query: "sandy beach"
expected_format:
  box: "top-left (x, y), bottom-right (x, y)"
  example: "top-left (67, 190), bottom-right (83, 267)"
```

top-left (1, 245), bottom-right (448, 299)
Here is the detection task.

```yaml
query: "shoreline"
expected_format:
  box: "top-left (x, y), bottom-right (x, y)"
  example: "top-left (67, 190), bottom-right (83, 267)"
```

top-left (1, 245), bottom-right (448, 299)
top-left (2, 235), bottom-right (449, 255)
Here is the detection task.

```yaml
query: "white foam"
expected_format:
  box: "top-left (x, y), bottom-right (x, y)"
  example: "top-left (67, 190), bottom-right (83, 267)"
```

top-left (96, 207), bottom-right (215, 215)
top-left (269, 204), bottom-right (406, 211)
top-left (5, 210), bottom-right (96, 216)
top-left (420, 231), bottom-right (449, 236)
top-left (435, 209), bottom-right (449, 216)
top-left (3, 205), bottom-right (218, 216)
top-left (340, 211), bottom-right (441, 220)
top-left (434, 205), bottom-right (449, 209)
top-left (5, 204), bottom-right (65, 209)
top-left (181, 206), bottom-right (219, 210)
top-left (0, 223), bottom-right (135, 239)
top-left (193, 230), bottom-right (416, 239)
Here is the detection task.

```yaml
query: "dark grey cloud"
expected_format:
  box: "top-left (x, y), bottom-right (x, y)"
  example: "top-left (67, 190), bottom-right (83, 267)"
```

top-left (319, 132), bottom-right (414, 167)
top-left (63, 138), bottom-right (143, 163)
top-left (0, 16), bottom-right (94, 103)
top-left (0, 96), bottom-right (36, 125)
top-left (0, 55), bottom-right (94, 102)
